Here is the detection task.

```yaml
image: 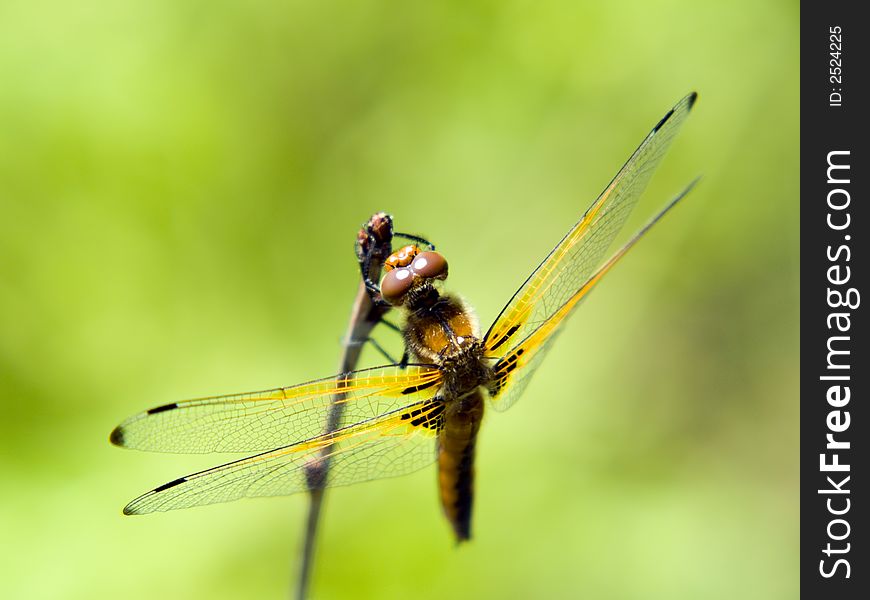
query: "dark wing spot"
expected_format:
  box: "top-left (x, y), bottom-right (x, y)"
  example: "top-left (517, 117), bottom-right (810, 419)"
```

top-left (495, 353), bottom-right (519, 373)
top-left (147, 402), bottom-right (179, 415)
top-left (687, 91), bottom-right (698, 109)
top-left (400, 399), bottom-right (445, 431)
top-left (489, 324), bottom-right (520, 352)
top-left (411, 403), bottom-right (444, 429)
top-left (109, 426), bottom-right (125, 446)
top-left (153, 477), bottom-right (187, 493)
top-left (401, 379), bottom-right (438, 395)
top-left (491, 368), bottom-right (514, 396)
top-left (491, 347), bottom-right (525, 395)
top-left (653, 109), bottom-right (675, 133)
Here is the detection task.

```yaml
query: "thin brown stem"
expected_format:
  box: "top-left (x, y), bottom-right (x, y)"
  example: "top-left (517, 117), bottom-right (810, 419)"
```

top-left (294, 219), bottom-right (392, 600)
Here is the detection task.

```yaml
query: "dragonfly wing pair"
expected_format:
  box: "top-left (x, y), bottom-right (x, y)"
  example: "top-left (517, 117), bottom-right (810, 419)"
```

top-left (484, 92), bottom-right (697, 411)
top-left (113, 365), bottom-right (447, 514)
top-left (111, 92), bottom-right (697, 515)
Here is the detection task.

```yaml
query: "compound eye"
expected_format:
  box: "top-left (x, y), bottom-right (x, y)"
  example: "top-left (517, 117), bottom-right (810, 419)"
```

top-left (411, 251), bottom-right (448, 280)
top-left (380, 267), bottom-right (415, 305)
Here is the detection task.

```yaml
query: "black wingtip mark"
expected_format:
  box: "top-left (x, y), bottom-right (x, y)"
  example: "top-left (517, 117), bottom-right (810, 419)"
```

top-left (120, 478), bottom-right (188, 515)
top-left (147, 402), bottom-right (178, 415)
top-left (153, 477), bottom-right (187, 493)
top-left (653, 92), bottom-right (698, 133)
top-left (109, 426), bottom-right (125, 446)
top-left (652, 109), bottom-right (674, 133)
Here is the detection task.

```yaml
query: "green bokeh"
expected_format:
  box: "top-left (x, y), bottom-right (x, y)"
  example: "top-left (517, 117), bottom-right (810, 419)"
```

top-left (0, 1), bottom-right (798, 598)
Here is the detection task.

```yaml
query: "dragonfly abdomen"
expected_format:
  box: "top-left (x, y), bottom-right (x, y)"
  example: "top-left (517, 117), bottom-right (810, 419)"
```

top-left (437, 390), bottom-right (484, 542)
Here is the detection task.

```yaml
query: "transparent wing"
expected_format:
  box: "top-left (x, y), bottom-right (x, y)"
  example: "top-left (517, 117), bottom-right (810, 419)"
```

top-left (122, 398), bottom-right (447, 514)
top-left (488, 180), bottom-right (697, 411)
top-left (110, 365), bottom-right (443, 453)
top-left (484, 92), bottom-right (697, 358)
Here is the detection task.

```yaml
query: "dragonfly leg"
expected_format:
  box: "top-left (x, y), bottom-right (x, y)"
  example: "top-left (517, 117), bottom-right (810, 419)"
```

top-left (393, 231), bottom-right (435, 251)
top-left (379, 318), bottom-right (402, 334)
top-left (365, 337), bottom-right (401, 365)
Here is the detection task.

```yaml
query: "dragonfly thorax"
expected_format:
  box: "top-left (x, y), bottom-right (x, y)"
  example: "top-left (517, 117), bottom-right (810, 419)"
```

top-left (403, 289), bottom-right (490, 389)
top-left (438, 342), bottom-right (493, 405)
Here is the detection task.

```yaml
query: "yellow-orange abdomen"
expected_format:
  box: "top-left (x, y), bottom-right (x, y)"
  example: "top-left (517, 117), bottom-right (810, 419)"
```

top-left (437, 390), bottom-right (485, 541)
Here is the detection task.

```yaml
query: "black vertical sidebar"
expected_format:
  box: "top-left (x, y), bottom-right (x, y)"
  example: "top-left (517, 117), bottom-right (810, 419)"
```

top-left (802, 2), bottom-right (868, 598)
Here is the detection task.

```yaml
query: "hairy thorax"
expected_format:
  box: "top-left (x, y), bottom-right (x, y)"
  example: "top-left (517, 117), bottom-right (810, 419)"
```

top-left (403, 292), bottom-right (493, 405)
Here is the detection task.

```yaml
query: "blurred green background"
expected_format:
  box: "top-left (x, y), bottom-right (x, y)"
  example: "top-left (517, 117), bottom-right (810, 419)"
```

top-left (0, 0), bottom-right (797, 598)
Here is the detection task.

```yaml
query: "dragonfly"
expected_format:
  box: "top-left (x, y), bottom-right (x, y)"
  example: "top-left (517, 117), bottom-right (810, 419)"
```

top-left (110, 92), bottom-right (698, 541)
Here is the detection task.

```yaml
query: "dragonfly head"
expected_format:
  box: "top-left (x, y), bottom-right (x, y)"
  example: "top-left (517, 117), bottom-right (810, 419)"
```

top-left (381, 248), bottom-right (448, 306)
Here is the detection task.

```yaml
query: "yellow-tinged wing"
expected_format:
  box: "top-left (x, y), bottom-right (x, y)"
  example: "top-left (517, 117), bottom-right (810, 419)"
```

top-left (484, 93), bottom-right (697, 359)
top-left (110, 364), bottom-right (443, 453)
top-left (121, 397), bottom-right (447, 514)
top-left (487, 181), bottom-right (697, 411)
